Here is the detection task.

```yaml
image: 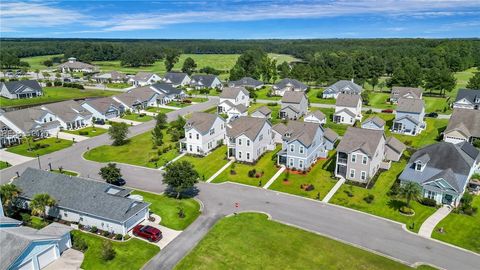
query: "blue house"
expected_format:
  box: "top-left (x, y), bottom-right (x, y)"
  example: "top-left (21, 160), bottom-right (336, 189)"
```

top-left (392, 98), bottom-right (426, 136)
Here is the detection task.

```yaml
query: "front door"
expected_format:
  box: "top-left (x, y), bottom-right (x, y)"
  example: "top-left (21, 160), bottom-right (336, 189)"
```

top-left (443, 194), bottom-right (453, 205)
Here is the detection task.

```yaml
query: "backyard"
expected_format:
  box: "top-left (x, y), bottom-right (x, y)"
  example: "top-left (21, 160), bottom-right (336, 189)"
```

top-left (311, 108), bottom-right (349, 136)
top-left (63, 126), bottom-right (108, 137)
top-left (177, 146), bottom-right (229, 181)
top-left (6, 137), bottom-right (73, 157)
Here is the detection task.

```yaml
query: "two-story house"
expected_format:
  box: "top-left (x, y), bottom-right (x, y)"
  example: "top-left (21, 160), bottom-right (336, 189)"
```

top-left (190, 75), bottom-right (223, 89)
top-left (399, 141), bottom-right (480, 206)
top-left (226, 117), bottom-right (275, 163)
top-left (162, 72), bottom-right (191, 87)
top-left (361, 116), bottom-right (385, 131)
top-left (274, 121), bottom-right (328, 171)
top-left (392, 97), bottom-right (426, 136)
top-left (322, 80), bottom-right (362, 99)
top-left (181, 112), bottom-right (226, 156)
top-left (228, 77), bottom-right (264, 89)
top-left (128, 72), bottom-right (162, 87)
top-left (279, 92), bottom-right (308, 120)
top-left (453, 89), bottom-right (480, 110)
top-left (390, 87), bottom-right (423, 104)
top-left (443, 108), bottom-right (480, 144)
top-left (218, 87), bottom-right (250, 122)
top-left (0, 80), bottom-right (43, 99)
top-left (272, 78), bottom-right (308, 96)
top-left (333, 93), bottom-right (362, 125)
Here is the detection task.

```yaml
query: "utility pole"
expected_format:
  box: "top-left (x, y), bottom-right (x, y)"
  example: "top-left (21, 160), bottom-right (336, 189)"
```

top-left (36, 154), bottom-right (41, 170)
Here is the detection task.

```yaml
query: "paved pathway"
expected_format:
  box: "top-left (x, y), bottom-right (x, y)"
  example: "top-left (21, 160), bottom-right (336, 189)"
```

top-left (322, 177), bottom-right (345, 203)
top-left (0, 149), bottom-right (35, 166)
top-left (418, 205), bottom-right (453, 238)
top-left (157, 105), bottom-right (181, 110)
top-left (57, 132), bottom-right (89, 142)
top-left (109, 117), bottom-right (143, 126)
top-left (159, 153), bottom-right (186, 170)
top-left (263, 165), bottom-right (285, 189)
top-left (206, 159), bottom-right (234, 183)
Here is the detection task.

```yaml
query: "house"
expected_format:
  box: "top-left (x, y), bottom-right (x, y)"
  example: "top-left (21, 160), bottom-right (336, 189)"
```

top-left (0, 217), bottom-right (72, 270)
top-left (113, 86), bottom-right (162, 111)
top-left (190, 75), bottom-right (222, 89)
top-left (392, 97), bottom-right (425, 136)
top-left (218, 87), bottom-right (250, 109)
top-left (322, 80), bottom-right (362, 99)
top-left (333, 93), bottom-right (362, 125)
top-left (128, 72), bottom-right (162, 87)
top-left (13, 168), bottom-right (150, 235)
top-left (150, 83), bottom-right (186, 102)
top-left (361, 116), bottom-right (386, 131)
top-left (385, 136), bottom-right (407, 162)
top-left (443, 108), bottom-right (480, 144)
top-left (41, 100), bottom-right (92, 130)
top-left (180, 112), bottom-right (226, 156)
top-left (228, 77), bottom-right (264, 89)
top-left (81, 97), bottom-right (125, 121)
top-left (390, 87), bottom-right (423, 104)
top-left (453, 89), bottom-right (480, 110)
top-left (93, 71), bottom-right (127, 84)
top-left (58, 57), bottom-right (96, 73)
top-left (0, 80), bottom-right (43, 99)
top-left (251, 106), bottom-right (272, 119)
top-left (162, 72), bottom-right (191, 87)
top-left (335, 127), bottom-right (405, 183)
top-left (272, 78), bottom-right (308, 96)
top-left (279, 92), bottom-right (308, 120)
top-left (304, 111), bottom-right (326, 124)
top-left (226, 116), bottom-right (275, 163)
top-left (323, 128), bottom-right (339, 151)
top-left (399, 142), bottom-right (480, 206)
top-left (275, 121), bottom-right (328, 170)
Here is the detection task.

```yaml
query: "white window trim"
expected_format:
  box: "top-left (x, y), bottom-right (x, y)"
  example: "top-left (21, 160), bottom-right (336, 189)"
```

top-left (350, 169), bottom-right (355, 178)
top-left (351, 154), bottom-right (356, 163)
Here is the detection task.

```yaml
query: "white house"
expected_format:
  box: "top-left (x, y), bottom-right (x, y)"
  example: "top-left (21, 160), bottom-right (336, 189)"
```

top-left (181, 112), bottom-right (226, 156)
top-left (190, 75), bottom-right (223, 89)
top-left (392, 98), bottom-right (426, 136)
top-left (390, 87), bottom-right (423, 104)
top-left (272, 78), bottom-right (308, 96)
top-left (218, 87), bottom-right (250, 122)
top-left (162, 72), bottom-right (191, 87)
top-left (150, 83), bottom-right (186, 102)
top-left (322, 80), bottom-right (362, 99)
top-left (41, 100), bottom-right (93, 130)
top-left (58, 57), bottom-right (97, 73)
top-left (128, 72), bottom-right (162, 87)
top-left (333, 93), bottom-right (362, 125)
top-left (81, 97), bottom-right (125, 121)
top-left (0, 80), bottom-right (43, 99)
top-left (304, 111), bottom-right (326, 124)
top-left (13, 168), bottom-right (151, 235)
top-left (453, 89), bottom-right (480, 110)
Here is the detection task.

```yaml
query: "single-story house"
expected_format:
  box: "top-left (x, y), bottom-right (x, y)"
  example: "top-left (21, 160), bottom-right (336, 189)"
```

top-left (162, 72), bottom-right (191, 87)
top-left (150, 83), bottom-right (186, 102)
top-left (81, 97), bottom-right (125, 121)
top-left (453, 89), bottom-right (480, 110)
top-left (128, 72), bottom-right (162, 87)
top-left (0, 80), bottom-right (43, 99)
top-left (390, 87), bottom-right (423, 104)
top-left (113, 86), bottom-right (163, 111)
top-left (443, 108), bottom-right (480, 144)
top-left (58, 57), bottom-right (97, 73)
top-left (272, 78), bottom-right (308, 96)
top-left (228, 77), bottom-right (264, 89)
top-left (41, 100), bottom-right (92, 130)
top-left (190, 75), bottom-right (223, 89)
top-left (93, 71), bottom-right (127, 84)
top-left (322, 80), bottom-right (362, 99)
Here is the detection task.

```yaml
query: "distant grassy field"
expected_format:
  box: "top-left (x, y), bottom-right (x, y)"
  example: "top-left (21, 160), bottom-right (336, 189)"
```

top-left (20, 54), bottom-right (63, 70)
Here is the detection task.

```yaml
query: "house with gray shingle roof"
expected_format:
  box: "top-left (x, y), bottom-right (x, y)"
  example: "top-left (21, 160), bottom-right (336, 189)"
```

top-left (189, 75), bottom-right (222, 89)
top-left (226, 116), bottom-right (275, 163)
top-left (304, 110), bottom-right (326, 124)
top-left (453, 89), bottom-right (480, 110)
top-left (150, 83), bottom-right (186, 102)
top-left (390, 87), bottom-right (423, 104)
top-left (443, 108), bottom-right (480, 145)
top-left (361, 116), bottom-right (386, 131)
top-left (58, 57), bottom-right (97, 73)
top-left (272, 78), bottom-right (308, 96)
top-left (228, 77), bottom-right (264, 89)
top-left (113, 86), bottom-right (163, 111)
top-left (322, 80), bottom-right (362, 99)
top-left (333, 93), bottom-right (362, 125)
top-left (128, 72), bottom-right (162, 87)
top-left (162, 72), bottom-right (191, 87)
top-left (218, 87), bottom-right (250, 122)
top-left (0, 80), bottom-right (43, 99)
top-left (392, 97), bottom-right (425, 136)
top-left (41, 100), bottom-right (92, 130)
top-left (93, 71), bottom-right (127, 84)
top-left (251, 106), bottom-right (272, 119)
top-left (279, 92), bottom-right (308, 120)
top-left (81, 97), bottom-right (125, 120)
top-left (399, 141), bottom-right (480, 206)
top-left (323, 128), bottom-right (339, 151)
top-left (181, 112), bottom-right (226, 156)
top-left (13, 168), bottom-right (150, 235)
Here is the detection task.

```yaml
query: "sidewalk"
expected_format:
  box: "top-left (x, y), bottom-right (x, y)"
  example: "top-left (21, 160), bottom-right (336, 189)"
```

top-left (418, 205), bottom-right (452, 238)
top-left (207, 159), bottom-right (234, 183)
top-left (0, 149), bottom-right (34, 166)
top-left (57, 132), bottom-right (89, 142)
top-left (159, 153), bottom-right (186, 170)
top-left (322, 177), bottom-right (345, 203)
top-left (263, 165), bottom-right (285, 189)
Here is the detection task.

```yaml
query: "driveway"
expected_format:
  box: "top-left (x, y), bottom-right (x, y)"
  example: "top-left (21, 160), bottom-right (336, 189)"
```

top-left (0, 149), bottom-right (34, 166)
top-left (109, 117), bottom-right (143, 126)
top-left (57, 132), bottom-right (89, 142)
top-left (131, 215), bottom-right (182, 249)
top-left (44, 249), bottom-right (84, 270)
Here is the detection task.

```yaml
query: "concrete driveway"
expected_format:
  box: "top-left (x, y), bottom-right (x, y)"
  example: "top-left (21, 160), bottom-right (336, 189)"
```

top-left (130, 215), bottom-right (182, 249)
top-left (44, 249), bottom-right (84, 270)
top-left (0, 149), bottom-right (34, 166)
top-left (57, 132), bottom-right (89, 142)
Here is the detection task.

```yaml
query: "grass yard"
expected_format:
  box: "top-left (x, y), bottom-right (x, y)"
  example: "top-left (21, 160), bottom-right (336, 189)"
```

top-left (121, 113), bottom-right (154, 122)
top-left (0, 87), bottom-right (117, 108)
top-left (131, 190), bottom-right (201, 230)
top-left (106, 82), bottom-right (130, 89)
top-left (307, 88), bottom-right (336, 105)
top-left (178, 146), bottom-right (228, 181)
top-left (20, 54), bottom-right (63, 70)
top-left (330, 159), bottom-right (437, 232)
top-left (146, 107), bottom-right (175, 114)
top-left (6, 137), bottom-right (73, 157)
top-left (312, 108), bottom-right (349, 136)
top-left (255, 86), bottom-right (280, 101)
top-left (63, 127), bottom-right (108, 137)
top-left (0, 161), bottom-right (11, 170)
top-left (269, 152), bottom-right (338, 200)
top-left (449, 67), bottom-right (478, 98)
top-left (51, 169), bottom-right (79, 176)
top-left (366, 92), bottom-right (450, 113)
top-left (175, 213), bottom-right (428, 270)
top-left (166, 101), bottom-right (189, 108)
top-left (71, 230), bottom-right (159, 270)
top-left (432, 195), bottom-right (480, 253)
top-left (84, 130), bottom-right (179, 168)
top-left (187, 97), bottom-right (208, 103)
top-left (212, 146), bottom-right (281, 186)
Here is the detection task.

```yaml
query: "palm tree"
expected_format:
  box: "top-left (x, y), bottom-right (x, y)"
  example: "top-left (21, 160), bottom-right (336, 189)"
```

top-left (30, 193), bottom-right (56, 221)
top-left (0, 184), bottom-right (21, 215)
top-left (399, 182), bottom-right (421, 208)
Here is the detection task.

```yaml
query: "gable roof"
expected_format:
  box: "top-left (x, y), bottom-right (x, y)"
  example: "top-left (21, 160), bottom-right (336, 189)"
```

top-left (0, 107), bottom-right (60, 133)
top-left (190, 75), bottom-right (220, 87)
top-left (274, 120), bottom-right (323, 147)
top-left (391, 87), bottom-right (423, 100)
top-left (396, 97), bottom-right (425, 113)
top-left (252, 106), bottom-right (272, 116)
top-left (229, 77), bottom-right (263, 88)
top-left (324, 80), bottom-right (362, 94)
top-left (42, 100), bottom-right (92, 122)
top-left (1, 80), bottom-right (42, 95)
top-left (305, 110), bottom-right (326, 121)
top-left (273, 78), bottom-right (308, 91)
top-left (151, 83), bottom-right (183, 96)
top-left (219, 87), bottom-right (249, 99)
top-left (132, 72), bottom-right (157, 82)
top-left (386, 136), bottom-right (406, 154)
top-left (83, 97), bottom-right (122, 114)
top-left (115, 86), bottom-right (159, 107)
top-left (334, 108), bottom-right (356, 118)
top-left (227, 116), bottom-right (270, 141)
top-left (13, 168), bottom-right (150, 223)
top-left (362, 116), bottom-right (385, 128)
top-left (454, 89), bottom-right (480, 105)
top-left (324, 128), bottom-right (339, 143)
top-left (337, 127), bottom-right (385, 157)
top-left (281, 91), bottom-right (306, 104)
top-left (445, 108), bottom-right (480, 138)
top-left (93, 71), bottom-right (126, 81)
top-left (59, 60), bottom-right (95, 70)
top-left (335, 93), bottom-right (361, 107)
top-left (185, 112), bottom-right (222, 134)
top-left (163, 72), bottom-right (189, 85)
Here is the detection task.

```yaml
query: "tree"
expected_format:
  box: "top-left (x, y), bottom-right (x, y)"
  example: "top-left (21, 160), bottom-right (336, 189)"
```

top-left (387, 58), bottom-right (423, 88)
top-left (164, 48), bottom-right (181, 72)
top-left (101, 240), bottom-right (116, 261)
top-left (163, 161), bottom-right (199, 199)
top-left (466, 72), bottom-right (480, 89)
top-left (181, 57), bottom-right (197, 75)
top-left (155, 112), bottom-right (168, 129)
top-left (30, 193), bottom-right (56, 221)
top-left (108, 122), bottom-right (129, 146)
top-left (168, 116), bottom-right (186, 142)
top-left (151, 125), bottom-right (164, 147)
top-left (424, 67), bottom-right (456, 96)
top-left (229, 50), bottom-right (267, 80)
top-left (99, 163), bottom-right (122, 184)
top-left (0, 184), bottom-right (21, 216)
top-left (277, 61), bottom-right (291, 79)
top-left (43, 59), bottom-right (53, 67)
top-left (399, 182), bottom-right (421, 208)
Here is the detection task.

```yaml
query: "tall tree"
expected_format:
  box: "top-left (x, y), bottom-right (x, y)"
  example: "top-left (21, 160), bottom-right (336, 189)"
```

top-left (164, 48), bottom-right (181, 72)
top-left (466, 72), bottom-right (480, 89)
top-left (99, 163), bottom-right (122, 184)
top-left (30, 193), bottom-right (56, 221)
top-left (277, 61), bottom-right (291, 79)
top-left (387, 58), bottom-right (423, 88)
top-left (163, 161), bottom-right (199, 199)
top-left (229, 50), bottom-right (267, 80)
top-left (155, 112), bottom-right (168, 129)
top-left (181, 57), bottom-right (197, 75)
top-left (108, 122), bottom-right (129, 146)
top-left (168, 116), bottom-right (186, 142)
top-left (424, 67), bottom-right (456, 96)
top-left (0, 184), bottom-right (21, 216)
top-left (151, 125), bottom-right (164, 147)
top-left (399, 182), bottom-right (421, 208)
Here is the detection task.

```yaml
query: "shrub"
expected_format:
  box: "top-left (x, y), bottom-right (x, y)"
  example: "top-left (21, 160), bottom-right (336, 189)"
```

top-left (72, 234), bottom-right (88, 252)
top-left (101, 240), bottom-right (116, 261)
top-left (149, 156), bottom-right (159, 162)
top-left (399, 206), bottom-right (414, 215)
top-left (267, 102), bottom-right (278, 106)
top-left (114, 234), bottom-right (123, 240)
top-left (46, 81), bottom-right (52, 87)
top-left (461, 206), bottom-right (478, 216)
top-left (420, 198), bottom-right (437, 207)
top-left (90, 226), bottom-right (98, 233)
top-left (53, 80), bottom-right (62, 86)
top-left (78, 131), bottom-right (89, 136)
top-left (366, 109), bottom-right (373, 114)
top-left (344, 190), bottom-right (354, 197)
top-left (305, 184), bottom-right (315, 191)
top-left (363, 194), bottom-right (375, 204)
top-left (139, 113), bottom-right (146, 117)
top-left (316, 91), bottom-right (322, 98)
top-left (102, 230), bottom-right (110, 237)
top-left (183, 99), bottom-right (192, 104)
top-left (248, 169), bottom-right (257, 178)
top-left (20, 212), bottom-right (32, 224)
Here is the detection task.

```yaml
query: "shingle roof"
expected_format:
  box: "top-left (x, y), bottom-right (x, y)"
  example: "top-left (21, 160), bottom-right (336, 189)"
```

top-left (0, 107), bottom-right (60, 133)
top-left (151, 83), bottom-right (183, 96)
top-left (337, 127), bottom-right (385, 157)
top-left (59, 60), bottom-right (95, 70)
top-left (362, 116), bottom-right (385, 127)
top-left (93, 71), bottom-right (126, 81)
top-left (229, 77), bottom-right (263, 88)
top-left (185, 112), bottom-right (222, 134)
top-left (220, 87), bottom-right (249, 99)
top-left (445, 108), bottom-right (480, 138)
top-left (0, 80), bottom-right (42, 95)
top-left (454, 89), bottom-right (480, 105)
top-left (324, 80), bottom-right (362, 95)
top-left (115, 86), bottom-right (159, 107)
top-left (190, 75), bottom-right (220, 87)
top-left (334, 108), bottom-right (356, 118)
top-left (233, 104), bottom-right (248, 113)
top-left (273, 78), bottom-right (308, 91)
top-left (43, 100), bottom-right (92, 122)
top-left (391, 87), bottom-right (423, 100)
top-left (305, 110), bottom-right (326, 121)
top-left (132, 72), bottom-right (156, 82)
top-left (273, 121), bottom-right (323, 147)
top-left (335, 93), bottom-right (361, 107)
top-left (162, 72), bottom-right (189, 85)
top-left (227, 116), bottom-right (270, 141)
top-left (396, 98), bottom-right (425, 113)
top-left (13, 168), bottom-right (150, 223)
top-left (281, 91), bottom-right (306, 104)
top-left (324, 128), bottom-right (339, 143)
top-left (253, 106), bottom-right (272, 116)
top-left (386, 136), bottom-right (406, 154)
top-left (83, 97), bottom-right (122, 114)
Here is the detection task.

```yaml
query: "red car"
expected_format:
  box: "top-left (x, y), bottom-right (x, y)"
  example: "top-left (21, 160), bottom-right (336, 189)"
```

top-left (381, 109), bottom-right (394, 113)
top-left (133, 225), bottom-right (162, 242)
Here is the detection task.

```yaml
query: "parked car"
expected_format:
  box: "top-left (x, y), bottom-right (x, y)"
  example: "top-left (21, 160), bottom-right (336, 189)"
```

top-left (112, 178), bottom-right (126, 186)
top-left (381, 109), bottom-right (394, 113)
top-left (133, 225), bottom-right (162, 242)
top-left (94, 119), bottom-right (105, 125)
top-left (425, 112), bottom-right (438, 118)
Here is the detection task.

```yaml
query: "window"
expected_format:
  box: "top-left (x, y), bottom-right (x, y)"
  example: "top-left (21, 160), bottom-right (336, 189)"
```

top-left (43, 118), bottom-right (47, 123)
top-left (259, 134), bottom-right (263, 141)
top-left (196, 134), bottom-right (199, 140)
top-left (79, 217), bottom-right (83, 221)
top-left (210, 128), bottom-right (215, 135)
top-left (415, 163), bottom-right (422, 171)
top-left (238, 139), bottom-right (242, 145)
top-left (64, 212), bottom-right (68, 217)
top-left (290, 145), bottom-right (295, 152)
top-left (247, 152), bottom-right (250, 159)
top-left (351, 154), bottom-right (356, 163)
top-left (189, 133), bottom-right (192, 139)
top-left (289, 158), bottom-right (294, 167)
top-left (197, 146), bottom-right (200, 152)
top-left (427, 190), bottom-right (436, 199)
top-left (349, 169), bottom-right (355, 178)
top-left (299, 146), bottom-right (304, 154)
top-left (299, 160), bottom-right (304, 168)
top-left (49, 117), bottom-right (53, 122)
top-left (221, 124), bottom-right (224, 129)
top-left (247, 140), bottom-right (250, 146)
top-left (189, 145), bottom-right (192, 151)
top-left (238, 151), bottom-right (242, 159)
top-left (361, 171), bottom-right (366, 180)
top-left (362, 156), bottom-right (367, 165)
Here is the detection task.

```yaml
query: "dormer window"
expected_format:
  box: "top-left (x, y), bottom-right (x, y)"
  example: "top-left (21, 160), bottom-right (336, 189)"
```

top-left (415, 162), bottom-right (423, 171)
top-left (475, 97), bottom-right (480, 103)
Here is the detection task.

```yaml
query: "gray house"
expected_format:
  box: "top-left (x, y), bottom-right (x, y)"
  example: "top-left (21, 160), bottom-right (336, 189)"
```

top-left (322, 80), bottom-right (362, 99)
top-left (81, 97), bottom-right (125, 121)
top-left (228, 77), bottom-right (264, 89)
top-left (390, 87), bottom-right (423, 104)
top-left (453, 89), bottom-right (480, 110)
top-left (443, 108), bottom-right (480, 145)
top-left (251, 106), bottom-right (272, 119)
top-left (151, 83), bottom-right (186, 101)
top-left (361, 116), bottom-right (386, 131)
top-left (190, 75), bottom-right (222, 89)
top-left (93, 71), bottom-right (127, 84)
top-left (392, 98), bottom-right (425, 136)
top-left (272, 78), bottom-right (308, 96)
top-left (399, 142), bottom-right (480, 206)
top-left (274, 121), bottom-right (328, 170)
top-left (279, 92), bottom-right (308, 120)
top-left (162, 72), bottom-right (191, 87)
top-left (0, 80), bottom-right (43, 99)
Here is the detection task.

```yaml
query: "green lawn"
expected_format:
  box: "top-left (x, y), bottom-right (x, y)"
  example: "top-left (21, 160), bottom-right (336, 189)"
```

top-left (6, 137), bottom-right (73, 157)
top-left (84, 130), bottom-right (179, 168)
top-left (0, 87), bottom-right (117, 108)
top-left (51, 169), bottom-right (78, 176)
top-left (63, 127), bottom-right (108, 137)
top-left (312, 108), bottom-right (349, 136)
top-left (269, 152), bottom-right (338, 200)
top-left (212, 146), bottom-right (281, 187)
top-left (187, 97), bottom-right (208, 103)
top-left (166, 101), bottom-right (189, 108)
top-left (178, 146), bottom-right (229, 181)
top-left (175, 213), bottom-right (427, 270)
top-left (71, 230), bottom-right (159, 270)
top-left (432, 195), bottom-right (480, 253)
top-left (131, 190), bottom-right (201, 230)
top-left (449, 67), bottom-right (478, 98)
top-left (121, 113), bottom-right (154, 122)
top-left (307, 88), bottom-right (336, 104)
top-left (255, 86), bottom-right (280, 100)
top-left (146, 107), bottom-right (175, 114)
top-left (106, 82), bottom-right (130, 89)
top-left (330, 159), bottom-right (437, 232)
top-left (367, 92), bottom-right (450, 113)
top-left (0, 161), bottom-right (11, 170)
top-left (20, 54), bottom-right (63, 70)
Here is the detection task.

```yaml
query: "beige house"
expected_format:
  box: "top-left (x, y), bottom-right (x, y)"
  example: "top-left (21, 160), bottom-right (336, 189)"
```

top-left (443, 108), bottom-right (480, 144)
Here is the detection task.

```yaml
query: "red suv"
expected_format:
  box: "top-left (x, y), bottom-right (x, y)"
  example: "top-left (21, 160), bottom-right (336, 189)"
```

top-left (133, 225), bottom-right (162, 242)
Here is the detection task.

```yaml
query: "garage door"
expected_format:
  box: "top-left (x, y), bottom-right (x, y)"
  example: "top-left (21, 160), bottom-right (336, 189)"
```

top-left (18, 259), bottom-right (34, 270)
top-left (37, 246), bottom-right (58, 269)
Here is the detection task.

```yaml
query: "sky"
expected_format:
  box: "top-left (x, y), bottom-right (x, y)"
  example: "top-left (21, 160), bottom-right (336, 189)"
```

top-left (1, 0), bottom-right (479, 39)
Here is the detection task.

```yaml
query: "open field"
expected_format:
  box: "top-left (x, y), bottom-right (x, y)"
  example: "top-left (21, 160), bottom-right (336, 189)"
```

top-left (20, 54), bottom-right (63, 70)
top-left (175, 213), bottom-right (431, 270)
top-left (63, 127), bottom-right (108, 137)
top-left (177, 146), bottom-right (229, 181)
top-left (6, 137), bottom-right (73, 157)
